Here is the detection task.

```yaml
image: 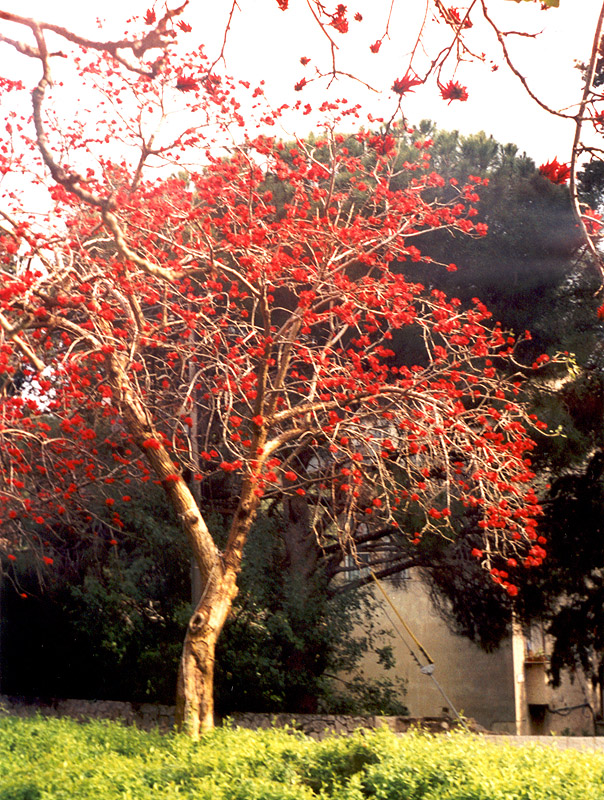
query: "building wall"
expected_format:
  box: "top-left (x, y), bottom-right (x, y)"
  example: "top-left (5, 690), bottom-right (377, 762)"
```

top-left (512, 619), bottom-right (595, 736)
top-left (356, 573), bottom-right (517, 732)
top-left (356, 572), bottom-right (596, 735)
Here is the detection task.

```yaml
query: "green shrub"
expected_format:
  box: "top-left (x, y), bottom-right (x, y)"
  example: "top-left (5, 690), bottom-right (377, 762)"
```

top-left (1, 717), bottom-right (604, 799)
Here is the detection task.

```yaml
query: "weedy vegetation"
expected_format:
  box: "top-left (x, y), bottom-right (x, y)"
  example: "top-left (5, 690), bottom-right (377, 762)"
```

top-left (1, 717), bottom-right (604, 799)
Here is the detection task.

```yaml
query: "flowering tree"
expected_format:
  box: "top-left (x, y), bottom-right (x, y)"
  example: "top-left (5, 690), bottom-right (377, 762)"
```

top-left (0, 4), bottom-right (558, 736)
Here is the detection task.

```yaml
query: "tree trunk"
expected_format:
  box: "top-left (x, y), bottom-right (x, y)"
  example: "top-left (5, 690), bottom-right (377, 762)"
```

top-left (104, 349), bottom-right (261, 737)
top-left (175, 569), bottom-right (239, 738)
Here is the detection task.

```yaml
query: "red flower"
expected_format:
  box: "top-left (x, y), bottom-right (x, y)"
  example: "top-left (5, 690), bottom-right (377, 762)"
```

top-left (392, 72), bottom-right (422, 95)
top-left (252, 414), bottom-right (264, 426)
top-left (597, 304), bottom-right (604, 320)
top-left (330, 4), bottom-right (348, 33)
top-left (176, 75), bottom-right (199, 92)
top-left (144, 8), bottom-right (156, 25)
top-left (538, 158), bottom-right (570, 184)
top-left (440, 80), bottom-right (469, 103)
top-left (42, 556), bottom-right (53, 566)
top-left (276, 0), bottom-right (288, 8)
top-left (7, 554), bottom-right (16, 561)
top-left (370, 41), bottom-right (382, 53)
top-left (354, 12), bottom-right (363, 21)
top-left (506, 584), bottom-right (519, 597)
top-left (177, 20), bottom-right (192, 32)
top-left (471, 548), bottom-right (483, 558)
top-left (300, 57), bottom-right (310, 66)
top-left (220, 460), bottom-right (243, 472)
top-left (447, 7), bottom-right (472, 28)
top-left (583, 208), bottom-right (603, 235)
top-left (284, 471), bottom-right (297, 481)
top-left (109, 539), bottom-right (118, 546)
top-left (294, 78), bottom-right (307, 92)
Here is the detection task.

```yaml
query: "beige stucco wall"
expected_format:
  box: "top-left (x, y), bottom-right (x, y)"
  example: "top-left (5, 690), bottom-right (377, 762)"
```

top-left (356, 572), bottom-right (597, 735)
top-left (512, 619), bottom-right (596, 736)
top-left (356, 572), bottom-right (517, 732)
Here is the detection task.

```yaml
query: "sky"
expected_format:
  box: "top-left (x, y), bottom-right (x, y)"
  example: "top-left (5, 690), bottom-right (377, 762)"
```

top-left (0, 0), bottom-right (601, 163)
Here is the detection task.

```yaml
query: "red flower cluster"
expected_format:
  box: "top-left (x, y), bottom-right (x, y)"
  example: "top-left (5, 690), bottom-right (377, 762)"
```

top-left (538, 158), bottom-right (570, 184)
top-left (329, 4), bottom-right (348, 33)
top-left (447, 7), bottom-right (473, 28)
top-left (439, 80), bottom-right (469, 103)
top-left (176, 75), bottom-right (199, 93)
top-left (583, 208), bottom-right (602, 235)
top-left (392, 72), bottom-right (422, 96)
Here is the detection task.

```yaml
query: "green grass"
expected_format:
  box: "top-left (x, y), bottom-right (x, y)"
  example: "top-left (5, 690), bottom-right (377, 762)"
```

top-left (0, 716), bottom-right (603, 799)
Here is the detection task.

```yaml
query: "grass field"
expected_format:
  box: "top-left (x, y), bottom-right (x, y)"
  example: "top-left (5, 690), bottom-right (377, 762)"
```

top-left (1, 716), bottom-right (604, 799)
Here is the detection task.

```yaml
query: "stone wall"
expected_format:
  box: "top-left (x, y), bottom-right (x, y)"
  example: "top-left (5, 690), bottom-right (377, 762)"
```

top-left (227, 712), bottom-right (469, 738)
top-left (0, 695), bottom-right (469, 737)
top-left (0, 695), bottom-right (176, 732)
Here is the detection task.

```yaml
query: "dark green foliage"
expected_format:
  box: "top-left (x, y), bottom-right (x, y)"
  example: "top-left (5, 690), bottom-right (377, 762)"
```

top-left (1, 486), bottom-right (190, 702)
top-left (215, 515), bottom-right (408, 716)
top-left (1, 718), bottom-right (604, 799)
top-left (517, 451), bottom-right (604, 686)
top-left (1, 491), bottom-right (407, 715)
top-left (396, 123), bottom-right (582, 357)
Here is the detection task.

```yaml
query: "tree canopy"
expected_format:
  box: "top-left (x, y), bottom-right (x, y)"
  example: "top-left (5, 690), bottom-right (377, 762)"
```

top-left (1, 1), bottom-right (603, 736)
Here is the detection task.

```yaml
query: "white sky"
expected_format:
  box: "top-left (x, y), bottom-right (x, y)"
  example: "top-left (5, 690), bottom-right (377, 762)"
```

top-left (0, 0), bottom-right (601, 162)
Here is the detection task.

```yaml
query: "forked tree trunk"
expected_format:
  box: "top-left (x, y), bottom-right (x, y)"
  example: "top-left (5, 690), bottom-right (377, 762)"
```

top-left (173, 508), bottom-right (257, 737)
top-left (111, 365), bottom-right (259, 737)
top-left (175, 572), bottom-right (239, 737)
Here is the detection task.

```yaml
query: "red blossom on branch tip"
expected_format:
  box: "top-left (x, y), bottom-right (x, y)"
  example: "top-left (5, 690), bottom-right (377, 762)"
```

top-left (370, 41), bottom-right (382, 54)
top-left (176, 75), bottom-right (199, 92)
top-left (391, 72), bottom-right (422, 96)
top-left (42, 556), bottom-right (53, 565)
top-left (354, 12), bottom-right (362, 21)
top-left (439, 80), bottom-right (469, 103)
top-left (177, 20), bottom-right (192, 33)
top-left (538, 158), bottom-right (570, 184)
top-left (284, 471), bottom-right (297, 481)
top-left (144, 8), bottom-right (156, 25)
top-left (583, 208), bottom-right (603, 236)
top-left (300, 56), bottom-right (310, 66)
top-left (294, 78), bottom-right (307, 92)
top-left (276, 0), bottom-right (288, 9)
top-left (330, 4), bottom-right (349, 33)
top-left (447, 7), bottom-right (473, 28)
top-left (597, 304), bottom-right (604, 320)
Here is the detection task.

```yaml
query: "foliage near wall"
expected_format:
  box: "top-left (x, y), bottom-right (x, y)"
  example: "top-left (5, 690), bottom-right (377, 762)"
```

top-left (2, 717), bottom-right (604, 800)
